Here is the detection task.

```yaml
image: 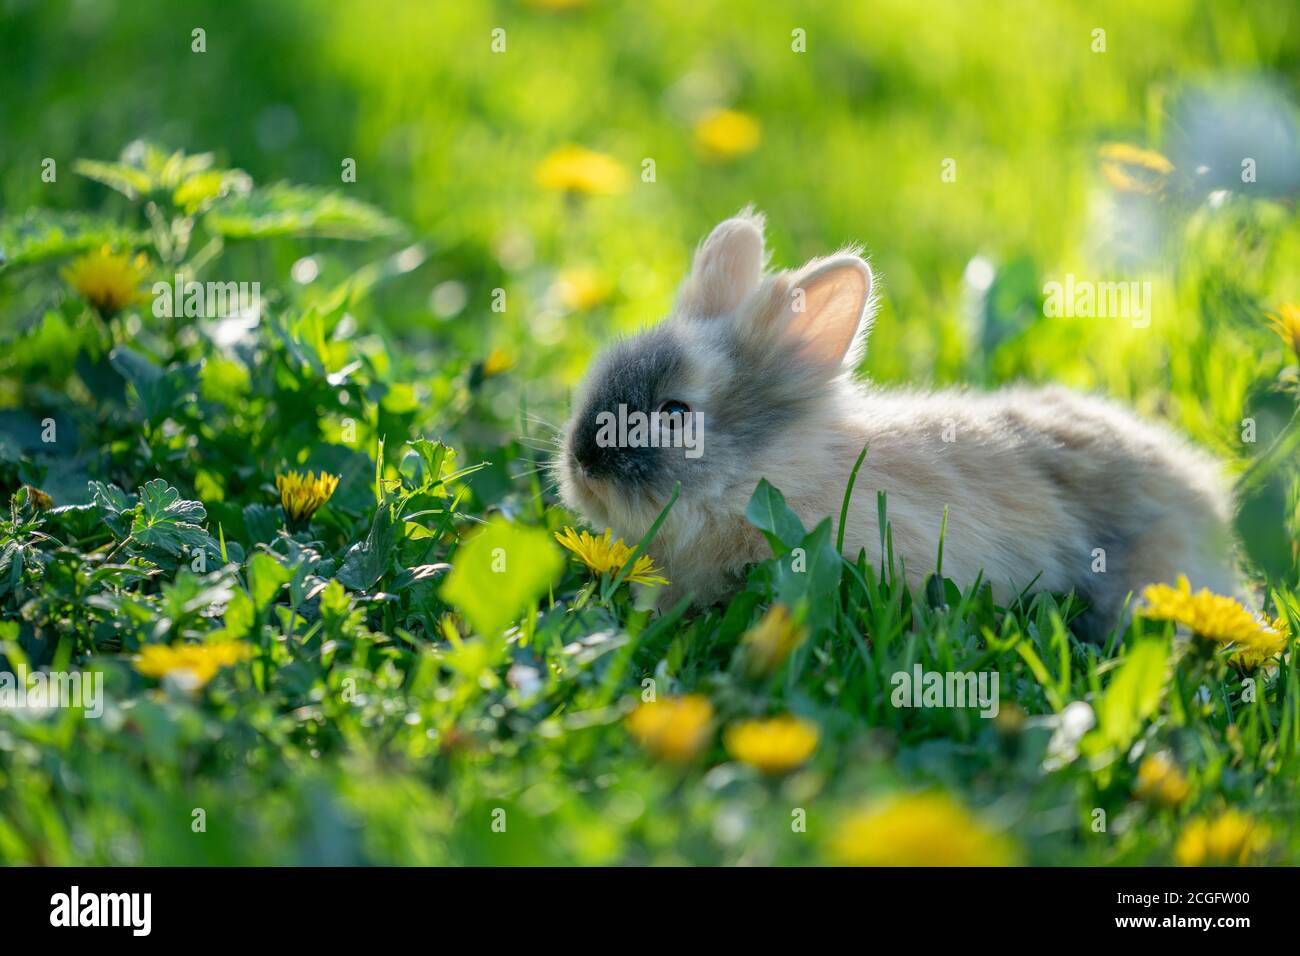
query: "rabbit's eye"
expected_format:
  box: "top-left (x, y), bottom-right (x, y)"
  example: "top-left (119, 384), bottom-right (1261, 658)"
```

top-left (657, 400), bottom-right (691, 438)
top-left (658, 399), bottom-right (691, 424)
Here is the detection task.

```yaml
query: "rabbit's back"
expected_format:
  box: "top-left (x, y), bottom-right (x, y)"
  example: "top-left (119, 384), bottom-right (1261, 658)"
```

top-left (815, 383), bottom-right (1240, 638)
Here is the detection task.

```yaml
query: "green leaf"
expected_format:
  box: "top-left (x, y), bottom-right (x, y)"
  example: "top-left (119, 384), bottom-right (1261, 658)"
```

top-left (336, 504), bottom-right (400, 591)
top-left (407, 437), bottom-right (451, 489)
top-left (978, 254), bottom-right (1043, 356)
top-left (771, 518), bottom-right (843, 632)
top-left (242, 503), bottom-right (283, 547)
top-left (247, 552), bottom-right (292, 611)
top-left (109, 347), bottom-right (203, 422)
top-left (73, 158), bottom-right (159, 200)
top-left (1235, 471), bottom-right (1295, 582)
top-left (204, 183), bottom-right (402, 241)
top-left (318, 579), bottom-right (365, 638)
top-left (89, 480), bottom-right (134, 515)
top-left (89, 480), bottom-right (136, 538)
top-left (924, 573), bottom-right (962, 610)
top-left (217, 588), bottom-right (256, 640)
top-left (745, 478), bottom-right (807, 554)
top-left (440, 518), bottom-right (563, 637)
top-left (0, 210), bottom-right (145, 272)
top-left (130, 479), bottom-right (210, 556)
top-left (1084, 637), bottom-right (1170, 759)
top-left (73, 141), bottom-right (233, 201)
top-left (0, 540), bottom-right (23, 599)
top-left (172, 168), bottom-right (253, 215)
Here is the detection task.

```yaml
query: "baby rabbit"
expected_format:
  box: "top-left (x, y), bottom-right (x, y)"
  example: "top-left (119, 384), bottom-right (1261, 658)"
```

top-left (558, 209), bottom-right (1241, 639)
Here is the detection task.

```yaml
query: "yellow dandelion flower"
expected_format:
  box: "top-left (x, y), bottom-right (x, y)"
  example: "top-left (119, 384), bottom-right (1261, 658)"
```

top-left (1134, 753), bottom-right (1190, 808)
top-left (1099, 142), bottom-right (1174, 195)
top-left (275, 470), bottom-right (340, 527)
top-left (828, 793), bottom-right (1017, 867)
top-left (724, 714), bottom-right (818, 774)
top-left (1267, 304), bottom-right (1300, 360)
top-left (61, 245), bottom-right (149, 314)
top-left (482, 347), bottom-right (514, 377)
top-left (694, 109), bottom-right (762, 161)
top-left (740, 604), bottom-right (806, 675)
top-left (1139, 576), bottom-right (1286, 668)
top-left (1230, 626), bottom-right (1289, 670)
top-left (626, 694), bottom-right (713, 762)
top-left (535, 145), bottom-right (627, 196)
top-left (135, 641), bottom-right (253, 689)
top-left (1175, 810), bottom-right (1269, 866)
top-left (553, 266), bottom-right (613, 311)
top-left (555, 527), bottom-right (669, 587)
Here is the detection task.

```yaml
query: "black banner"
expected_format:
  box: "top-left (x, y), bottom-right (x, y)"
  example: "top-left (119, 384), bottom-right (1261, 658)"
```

top-left (0, 866), bottom-right (1282, 941)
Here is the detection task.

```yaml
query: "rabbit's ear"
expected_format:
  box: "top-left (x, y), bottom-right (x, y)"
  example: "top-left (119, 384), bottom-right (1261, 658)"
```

top-left (678, 209), bottom-right (766, 317)
top-left (778, 253), bottom-right (873, 368)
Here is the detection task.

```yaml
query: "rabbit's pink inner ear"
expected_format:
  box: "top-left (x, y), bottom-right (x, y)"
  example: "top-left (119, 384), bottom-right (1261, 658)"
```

top-left (785, 257), bottom-right (872, 367)
top-left (680, 216), bottom-right (765, 317)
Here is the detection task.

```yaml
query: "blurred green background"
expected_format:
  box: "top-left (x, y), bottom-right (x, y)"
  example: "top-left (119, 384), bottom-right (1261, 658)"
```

top-left (2, 0), bottom-right (1300, 868)
top-left (4, 0), bottom-right (1298, 446)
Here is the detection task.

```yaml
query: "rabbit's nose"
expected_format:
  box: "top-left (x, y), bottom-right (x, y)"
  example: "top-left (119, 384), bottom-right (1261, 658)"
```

top-left (572, 420), bottom-right (612, 478)
top-left (574, 449), bottom-right (600, 477)
top-left (572, 429), bottom-right (600, 476)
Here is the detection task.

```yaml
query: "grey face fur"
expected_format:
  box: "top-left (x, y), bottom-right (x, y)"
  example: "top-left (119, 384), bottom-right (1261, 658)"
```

top-left (566, 326), bottom-right (692, 496)
top-left (564, 319), bottom-right (820, 503)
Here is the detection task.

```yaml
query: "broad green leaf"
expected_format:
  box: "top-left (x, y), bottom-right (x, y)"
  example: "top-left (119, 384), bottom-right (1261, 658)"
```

top-left (1236, 471), bottom-right (1294, 583)
top-left (89, 480), bottom-right (136, 538)
top-left (336, 504), bottom-right (400, 591)
top-left (109, 346), bottom-right (203, 422)
top-left (770, 518), bottom-right (842, 632)
top-left (89, 480), bottom-right (134, 516)
top-left (130, 479), bottom-right (210, 556)
top-left (242, 503), bottom-right (283, 546)
top-left (247, 552), bottom-right (292, 611)
top-left (745, 478), bottom-right (807, 554)
top-left (440, 518), bottom-right (563, 638)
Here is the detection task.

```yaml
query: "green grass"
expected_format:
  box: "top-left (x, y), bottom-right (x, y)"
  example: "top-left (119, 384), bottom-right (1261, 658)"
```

top-left (1, 0), bottom-right (1298, 866)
